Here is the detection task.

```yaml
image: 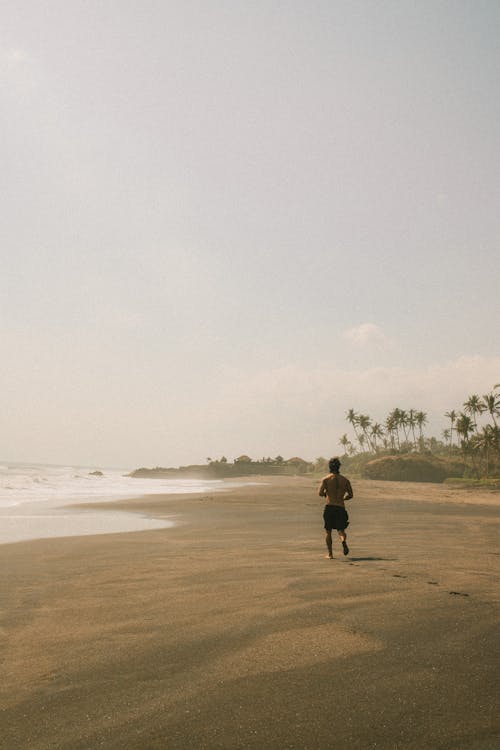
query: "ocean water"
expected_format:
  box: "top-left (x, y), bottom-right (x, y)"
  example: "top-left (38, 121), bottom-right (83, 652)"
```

top-left (0, 462), bottom-right (228, 507)
top-left (0, 462), bottom-right (229, 545)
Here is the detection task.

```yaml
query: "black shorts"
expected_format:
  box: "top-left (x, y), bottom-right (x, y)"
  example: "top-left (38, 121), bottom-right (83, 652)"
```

top-left (323, 505), bottom-right (349, 531)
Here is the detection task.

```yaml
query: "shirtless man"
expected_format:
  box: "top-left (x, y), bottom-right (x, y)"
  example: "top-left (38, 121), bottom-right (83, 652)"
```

top-left (318, 457), bottom-right (353, 559)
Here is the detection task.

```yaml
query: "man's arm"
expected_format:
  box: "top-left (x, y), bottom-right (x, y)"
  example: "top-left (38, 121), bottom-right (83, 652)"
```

top-left (318, 479), bottom-right (327, 498)
top-left (343, 479), bottom-right (354, 501)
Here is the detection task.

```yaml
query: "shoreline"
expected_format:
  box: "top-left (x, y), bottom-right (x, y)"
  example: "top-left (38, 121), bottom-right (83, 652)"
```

top-left (2, 476), bottom-right (499, 749)
top-left (0, 477), bottom-right (257, 546)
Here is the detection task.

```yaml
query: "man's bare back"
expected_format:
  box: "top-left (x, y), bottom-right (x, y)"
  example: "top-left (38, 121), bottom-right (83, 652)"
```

top-left (319, 473), bottom-right (353, 507)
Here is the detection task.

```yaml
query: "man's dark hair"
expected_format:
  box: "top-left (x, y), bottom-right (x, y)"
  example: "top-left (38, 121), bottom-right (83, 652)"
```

top-left (329, 457), bottom-right (341, 473)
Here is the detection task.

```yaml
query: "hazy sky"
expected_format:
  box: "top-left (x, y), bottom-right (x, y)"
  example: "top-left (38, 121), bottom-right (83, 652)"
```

top-left (2, 1), bottom-right (499, 467)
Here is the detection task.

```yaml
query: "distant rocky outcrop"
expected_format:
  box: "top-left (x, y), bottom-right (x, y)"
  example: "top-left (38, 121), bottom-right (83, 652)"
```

top-left (362, 454), bottom-right (465, 483)
top-left (89, 470), bottom-right (104, 476)
top-left (129, 457), bottom-right (314, 479)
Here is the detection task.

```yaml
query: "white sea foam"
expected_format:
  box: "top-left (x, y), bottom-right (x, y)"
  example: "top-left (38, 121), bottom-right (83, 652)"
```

top-left (0, 462), bottom-right (232, 545)
top-left (0, 462), bottom-right (225, 508)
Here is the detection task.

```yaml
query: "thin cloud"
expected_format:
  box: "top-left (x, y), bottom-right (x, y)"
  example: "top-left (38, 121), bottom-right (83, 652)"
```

top-left (342, 323), bottom-right (392, 348)
top-left (222, 355), bottom-right (500, 410)
top-left (4, 48), bottom-right (30, 67)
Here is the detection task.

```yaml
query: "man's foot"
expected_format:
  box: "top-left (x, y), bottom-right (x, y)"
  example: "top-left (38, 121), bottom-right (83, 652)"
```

top-left (342, 541), bottom-right (349, 556)
top-left (325, 554), bottom-right (334, 559)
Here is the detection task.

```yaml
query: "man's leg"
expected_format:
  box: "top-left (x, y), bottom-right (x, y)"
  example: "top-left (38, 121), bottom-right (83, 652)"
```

top-left (337, 529), bottom-right (349, 555)
top-left (325, 530), bottom-right (333, 558)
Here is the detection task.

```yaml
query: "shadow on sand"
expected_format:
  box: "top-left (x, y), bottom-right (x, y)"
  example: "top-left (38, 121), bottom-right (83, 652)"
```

top-left (348, 556), bottom-right (396, 562)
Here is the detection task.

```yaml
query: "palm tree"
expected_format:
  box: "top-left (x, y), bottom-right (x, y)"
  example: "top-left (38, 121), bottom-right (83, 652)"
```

top-left (346, 409), bottom-right (362, 449)
top-left (398, 409), bottom-right (410, 446)
top-left (473, 425), bottom-right (496, 477)
top-left (385, 412), bottom-right (398, 450)
top-left (482, 392), bottom-right (499, 428)
top-left (415, 411), bottom-right (427, 451)
top-left (444, 410), bottom-right (457, 449)
top-left (370, 422), bottom-right (384, 452)
top-left (463, 394), bottom-right (486, 432)
top-left (408, 409), bottom-right (418, 450)
top-left (339, 434), bottom-right (351, 456)
top-left (357, 414), bottom-right (373, 452)
top-left (456, 412), bottom-right (475, 445)
top-left (442, 428), bottom-right (451, 446)
top-left (456, 412), bottom-right (476, 472)
top-left (387, 409), bottom-right (402, 450)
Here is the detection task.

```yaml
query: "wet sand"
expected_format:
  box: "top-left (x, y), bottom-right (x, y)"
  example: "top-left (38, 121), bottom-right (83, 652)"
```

top-left (1, 476), bottom-right (499, 749)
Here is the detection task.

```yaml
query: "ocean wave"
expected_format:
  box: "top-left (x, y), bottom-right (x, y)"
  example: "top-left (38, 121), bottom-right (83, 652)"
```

top-left (0, 463), bottom-right (227, 509)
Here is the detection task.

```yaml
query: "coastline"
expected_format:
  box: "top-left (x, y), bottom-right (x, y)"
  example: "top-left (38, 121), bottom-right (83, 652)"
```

top-left (0, 475), bottom-right (249, 546)
top-left (2, 476), bottom-right (499, 749)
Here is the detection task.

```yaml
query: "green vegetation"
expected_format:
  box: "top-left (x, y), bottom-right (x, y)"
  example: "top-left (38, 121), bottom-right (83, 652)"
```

top-left (341, 384), bottom-right (500, 483)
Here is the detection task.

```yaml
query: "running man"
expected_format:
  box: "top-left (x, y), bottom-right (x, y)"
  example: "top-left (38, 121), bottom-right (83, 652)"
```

top-left (318, 457), bottom-right (353, 558)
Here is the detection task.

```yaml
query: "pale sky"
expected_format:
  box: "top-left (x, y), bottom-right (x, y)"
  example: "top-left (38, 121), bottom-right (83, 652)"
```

top-left (1, 1), bottom-right (499, 467)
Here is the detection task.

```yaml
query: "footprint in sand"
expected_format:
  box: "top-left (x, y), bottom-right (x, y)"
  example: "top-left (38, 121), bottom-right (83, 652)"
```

top-left (392, 574), bottom-right (407, 578)
top-left (427, 581), bottom-right (439, 586)
top-left (449, 591), bottom-right (470, 597)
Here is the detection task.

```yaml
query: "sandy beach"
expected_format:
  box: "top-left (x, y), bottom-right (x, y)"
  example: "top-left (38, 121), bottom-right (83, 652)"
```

top-left (1, 476), bottom-right (499, 749)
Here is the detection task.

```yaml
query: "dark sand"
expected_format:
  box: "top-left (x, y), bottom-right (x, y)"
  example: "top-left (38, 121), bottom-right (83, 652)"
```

top-left (1, 477), bottom-right (499, 749)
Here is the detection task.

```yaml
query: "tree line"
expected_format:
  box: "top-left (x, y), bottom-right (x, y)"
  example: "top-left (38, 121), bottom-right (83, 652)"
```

top-left (341, 384), bottom-right (500, 478)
